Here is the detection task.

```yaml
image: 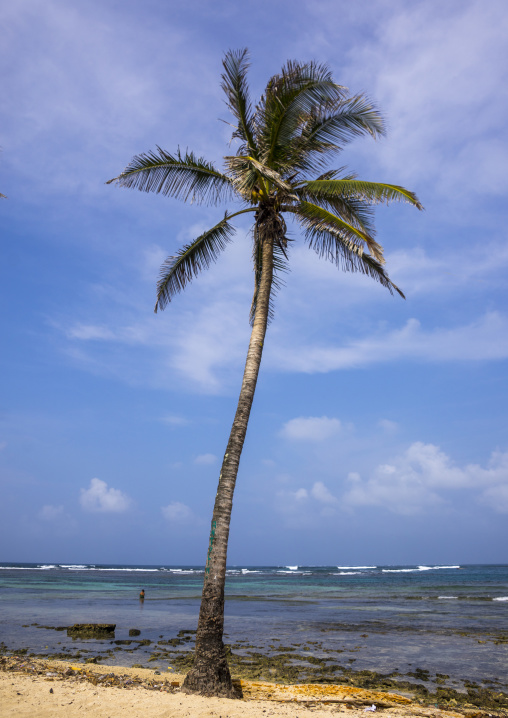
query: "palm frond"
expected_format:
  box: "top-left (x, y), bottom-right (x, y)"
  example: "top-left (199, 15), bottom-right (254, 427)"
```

top-left (224, 155), bottom-right (291, 197)
top-left (295, 201), bottom-right (385, 263)
top-left (286, 95), bottom-right (385, 173)
top-left (221, 49), bottom-right (258, 157)
top-left (255, 60), bottom-right (346, 168)
top-left (305, 94), bottom-right (384, 144)
top-left (289, 170), bottom-right (376, 235)
top-left (300, 179), bottom-right (423, 209)
top-left (302, 221), bottom-right (404, 297)
top-left (0, 193), bottom-right (6, 199)
top-left (155, 213), bottom-right (236, 311)
top-left (107, 147), bottom-right (234, 206)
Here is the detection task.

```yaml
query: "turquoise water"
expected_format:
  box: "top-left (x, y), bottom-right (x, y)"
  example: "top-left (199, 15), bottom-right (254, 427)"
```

top-left (1, 563), bottom-right (507, 684)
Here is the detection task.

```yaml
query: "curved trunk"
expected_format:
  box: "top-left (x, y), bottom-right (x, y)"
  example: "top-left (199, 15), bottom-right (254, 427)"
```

top-left (182, 232), bottom-right (274, 698)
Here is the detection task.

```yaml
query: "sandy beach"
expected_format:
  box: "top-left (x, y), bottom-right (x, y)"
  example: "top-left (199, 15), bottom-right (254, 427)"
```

top-left (0, 657), bottom-right (488, 718)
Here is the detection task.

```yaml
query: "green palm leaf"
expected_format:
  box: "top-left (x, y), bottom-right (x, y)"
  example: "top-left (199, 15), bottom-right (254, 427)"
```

top-left (221, 49), bottom-right (258, 157)
top-left (300, 179), bottom-right (423, 209)
top-left (155, 213), bottom-right (236, 312)
top-left (255, 60), bottom-right (346, 167)
top-left (107, 147), bottom-right (234, 206)
top-left (295, 201), bottom-right (385, 263)
top-left (305, 95), bottom-right (385, 144)
top-left (284, 169), bottom-right (376, 235)
top-left (302, 220), bottom-right (404, 297)
top-left (287, 96), bottom-right (385, 173)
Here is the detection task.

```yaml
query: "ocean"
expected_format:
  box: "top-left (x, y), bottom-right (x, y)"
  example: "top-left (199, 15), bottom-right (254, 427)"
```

top-left (1, 563), bottom-right (507, 692)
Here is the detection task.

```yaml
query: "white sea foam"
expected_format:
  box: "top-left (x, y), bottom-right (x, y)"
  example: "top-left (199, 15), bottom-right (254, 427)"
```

top-left (85, 567), bottom-right (160, 572)
top-left (424, 565), bottom-right (461, 570)
top-left (383, 565), bottom-right (460, 573)
top-left (493, 596), bottom-right (508, 601)
top-left (241, 569), bottom-right (260, 574)
top-left (39, 565), bottom-right (58, 569)
top-left (438, 596), bottom-right (458, 599)
top-left (337, 566), bottom-right (376, 570)
top-left (286, 565), bottom-right (298, 570)
top-left (334, 571), bottom-right (360, 575)
top-left (60, 564), bottom-right (87, 569)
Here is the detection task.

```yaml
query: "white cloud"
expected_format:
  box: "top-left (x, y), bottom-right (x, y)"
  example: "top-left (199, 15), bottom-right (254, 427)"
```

top-left (37, 504), bottom-right (78, 535)
top-left (343, 443), bottom-right (508, 515)
top-left (344, 1), bottom-right (508, 199)
top-left (262, 458), bottom-right (276, 467)
top-left (67, 324), bottom-right (116, 341)
top-left (161, 501), bottom-right (193, 522)
top-left (161, 415), bottom-right (190, 427)
top-left (80, 478), bottom-right (131, 513)
top-left (60, 236), bottom-right (253, 394)
top-left (387, 245), bottom-right (508, 298)
top-left (39, 504), bottom-right (64, 521)
top-left (378, 419), bottom-right (398, 434)
top-left (0, 1), bottom-right (224, 198)
top-left (275, 481), bottom-right (340, 522)
top-left (273, 312), bottom-right (508, 374)
top-left (194, 453), bottom-right (217, 465)
top-left (481, 484), bottom-right (508, 514)
top-left (311, 481), bottom-right (339, 505)
top-left (280, 416), bottom-right (342, 441)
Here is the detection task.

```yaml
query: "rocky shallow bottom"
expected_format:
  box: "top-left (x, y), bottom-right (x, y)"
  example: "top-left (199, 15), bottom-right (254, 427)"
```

top-left (2, 625), bottom-right (507, 715)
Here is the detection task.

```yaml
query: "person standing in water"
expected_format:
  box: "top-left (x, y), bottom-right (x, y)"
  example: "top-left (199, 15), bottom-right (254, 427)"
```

top-left (139, 589), bottom-right (145, 601)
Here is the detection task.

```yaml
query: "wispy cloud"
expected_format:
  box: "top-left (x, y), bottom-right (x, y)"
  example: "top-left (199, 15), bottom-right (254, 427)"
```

top-left (271, 312), bottom-right (508, 373)
top-left (0, 1), bottom-right (224, 199)
top-left (161, 501), bottom-right (193, 523)
top-left (160, 415), bottom-right (190, 427)
top-left (280, 416), bottom-right (342, 441)
top-left (39, 504), bottom-right (65, 521)
top-left (194, 453), bottom-right (218, 466)
top-left (311, 481), bottom-right (339, 506)
top-left (37, 503), bottom-right (78, 535)
top-left (343, 1), bottom-right (508, 200)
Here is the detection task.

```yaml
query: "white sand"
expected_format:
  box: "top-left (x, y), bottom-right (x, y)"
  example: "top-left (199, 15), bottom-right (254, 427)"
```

top-left (0, 660), bottom-right (465, 718)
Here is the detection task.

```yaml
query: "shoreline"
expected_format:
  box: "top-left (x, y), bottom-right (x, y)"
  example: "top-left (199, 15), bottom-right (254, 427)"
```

top-left (2, 626), bottom-right (508, 710)
top-left (2, 655), bottom-right (503, 718)
top-left (1, 653), bottom-right (507, 717)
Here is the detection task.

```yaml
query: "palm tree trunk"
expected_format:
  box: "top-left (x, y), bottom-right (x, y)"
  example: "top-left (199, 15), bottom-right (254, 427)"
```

top-left (182, 232), bottom-right (274, 697)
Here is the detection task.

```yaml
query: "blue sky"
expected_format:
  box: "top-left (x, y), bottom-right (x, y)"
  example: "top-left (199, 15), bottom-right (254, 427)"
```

top-left (1, 0), bottom-right (507, 566)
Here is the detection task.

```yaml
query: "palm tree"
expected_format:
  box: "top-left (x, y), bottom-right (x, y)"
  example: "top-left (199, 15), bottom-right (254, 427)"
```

top-left (108, 49), bottom-right (422, 697)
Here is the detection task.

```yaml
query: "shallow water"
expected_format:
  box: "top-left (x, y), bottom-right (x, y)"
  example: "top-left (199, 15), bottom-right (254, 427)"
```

top-left (0, 563), bottom-right (507, 686)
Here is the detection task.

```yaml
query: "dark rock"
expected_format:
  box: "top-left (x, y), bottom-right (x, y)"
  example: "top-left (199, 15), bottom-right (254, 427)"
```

top-left (158, 638), bottom-right (184, 646)
top-left (67, 624), bottom-right (116, 639)
top-left (128, 629), bottom-right (141, 636)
